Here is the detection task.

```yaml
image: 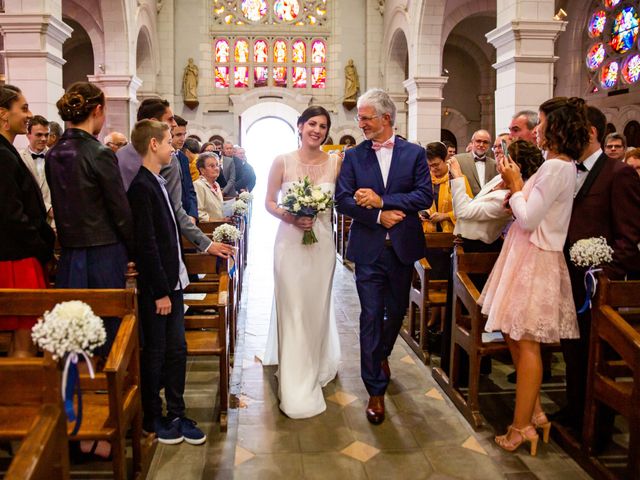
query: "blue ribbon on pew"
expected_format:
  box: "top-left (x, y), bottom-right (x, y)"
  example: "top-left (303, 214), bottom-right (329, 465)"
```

top-left (62, 351), bottom-right (95, 436)
top-left (215, 253), bottom-right (236, 278)
top-left (577, 267), bottom-right (601, 314)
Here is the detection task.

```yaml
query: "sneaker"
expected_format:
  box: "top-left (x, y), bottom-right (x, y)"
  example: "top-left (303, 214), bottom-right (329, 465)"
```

top-left (175, 417), bottom-right (207, 445)
top-left (154, 417), bottom-right (184, 445)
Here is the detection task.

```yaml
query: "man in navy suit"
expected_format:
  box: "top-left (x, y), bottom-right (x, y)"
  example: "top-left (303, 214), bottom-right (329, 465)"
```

top-left (335, 89), bottom-right (432, 424)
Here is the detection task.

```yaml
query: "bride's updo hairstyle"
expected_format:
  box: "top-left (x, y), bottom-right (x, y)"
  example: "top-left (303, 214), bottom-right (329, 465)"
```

top-left (297, 105), bottom-right (332, 144)
top-left (538, 96), bottom-right (590, 160)
top-left (56, 82), bottom-right (105, 124)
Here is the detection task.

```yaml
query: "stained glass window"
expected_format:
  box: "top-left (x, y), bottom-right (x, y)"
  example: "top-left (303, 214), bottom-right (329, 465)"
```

top-left (589, 10), bottom-right (607, 37)
top-left (601, 61), bottom-right (619, 88)
top-left (241, 0), bottom-right (267, 22)
top-left (292, 67), bottom-right (307, 88)
top-left (212, 2), bottom-right (328, 90)
top-left (587, 43), bottom-right (606, 70)
top-left (254, 40), bottom-right (268, 63)
top-left (292, 40), bottom-right (306, 63)
top-left (274, 0), bottom-right (299, 21)
top-left (610, 7), bottom-right (638, 53)
top-left (622, 54), bottom-right (640, 82)
top-left (585, 1), bottom-right (640, 94)
top-left (274, 40), bottom-right (287, 63)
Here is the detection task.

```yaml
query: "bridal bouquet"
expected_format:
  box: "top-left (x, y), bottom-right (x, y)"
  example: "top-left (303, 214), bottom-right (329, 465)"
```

top-left (569, 237), bottom-right (614, 313)
top-left (238, 191), bottom-right (253, 202)
top-left (31, 301), bottom-right (106, 434)
top-left (232, 199), bottom-right (249, 216)
top-left (280, 176), bottom-right (334, 245)
top-left (212, 223), bottom-right (242, 244)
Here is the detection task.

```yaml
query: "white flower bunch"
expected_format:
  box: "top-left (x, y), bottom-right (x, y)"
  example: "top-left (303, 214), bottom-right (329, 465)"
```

top-left (212, 223), bottom-right (242, 243)
top-left (279, 176), bottom-right (334, 244)
top-left (569, 236), bottom-right (613, 268)
top-left (233, 199), bottom-right (249, 215)
top-left (238, 191), bottom-right (253, 202)
top-left (31, 301), bottom-right (106, 361)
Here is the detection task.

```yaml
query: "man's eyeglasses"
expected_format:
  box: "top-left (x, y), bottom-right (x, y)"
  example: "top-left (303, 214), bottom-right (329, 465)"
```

top-left (473, 139), bottom-right (490, 145)
top-left (355, 115), bottom-right (379, 123)
top-left (107, 142), bottom-right (128, 148)
top-left (605, 144), bottom-right (623, 149)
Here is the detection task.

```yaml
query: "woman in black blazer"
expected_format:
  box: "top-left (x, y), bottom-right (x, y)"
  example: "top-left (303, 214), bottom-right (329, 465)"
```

top-left (46, 82), bottom-right (134, 355)
top-left (0, 85), bottom-right (55, 356)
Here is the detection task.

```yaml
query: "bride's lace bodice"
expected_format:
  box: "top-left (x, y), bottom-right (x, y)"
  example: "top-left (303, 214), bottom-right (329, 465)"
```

top-left (279, 151), bottom-right (339, 193)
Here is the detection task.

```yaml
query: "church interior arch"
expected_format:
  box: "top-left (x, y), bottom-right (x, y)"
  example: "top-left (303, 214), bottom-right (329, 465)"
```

top-left (385, 28), bottom-right (409, 138)
top-left (62, 18), bottom-right (95, 89)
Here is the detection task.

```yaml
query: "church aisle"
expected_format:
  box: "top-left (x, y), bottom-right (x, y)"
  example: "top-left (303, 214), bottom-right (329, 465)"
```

top-left (148, 206), bottom-right (590, 479)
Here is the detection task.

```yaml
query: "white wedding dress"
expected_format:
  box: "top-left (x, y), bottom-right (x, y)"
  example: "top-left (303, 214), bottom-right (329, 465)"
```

top-left (262, 151), bottom-right (341, 418)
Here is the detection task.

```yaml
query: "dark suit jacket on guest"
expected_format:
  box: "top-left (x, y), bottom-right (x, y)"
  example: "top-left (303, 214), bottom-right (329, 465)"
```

top-left (566, 152), bottom-right (640, 294)
top-left (335, 137), bottom-right (432, 265)
top-left (127, 166), bottom-right (182, 300)
top-left (455, 152), bottom-right (497, 197)
top-left (176, 150), bottom-right (198, 219)
top-left (0, 134), bottom-right (54, 264)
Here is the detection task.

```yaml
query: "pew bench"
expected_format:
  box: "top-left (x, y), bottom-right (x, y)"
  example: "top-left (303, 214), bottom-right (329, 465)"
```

top-left (183, 253), bottom-right (231, 431)
top-left (401, 232), bottom-right (454, 364)
top-left (583, 275), bottom-right (640, 480)
top-left (0, 288), bottom-right (151, 480)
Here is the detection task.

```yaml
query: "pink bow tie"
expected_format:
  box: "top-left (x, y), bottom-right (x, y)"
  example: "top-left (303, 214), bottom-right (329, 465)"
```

top-left (372, 139), bottom-right (394, 151)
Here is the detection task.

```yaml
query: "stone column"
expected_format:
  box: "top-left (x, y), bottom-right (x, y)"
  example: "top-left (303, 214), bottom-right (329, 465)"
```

top-left (0, 6), bottom-right (72, 121)
top-left (389, 92), bottom-right (408, 139)
top-left (477, 93), bottom-right (495, 136)
top-left (486, 0), bottom-right (566, 135)
top-left (87, 75), bottom-right (142, 138)
top-left (403, 76), bottom-right (448, 143)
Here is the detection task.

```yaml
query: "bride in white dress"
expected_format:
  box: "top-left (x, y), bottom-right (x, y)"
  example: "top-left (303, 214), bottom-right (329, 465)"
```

top-left (264, 106), bottom-right (341, 418)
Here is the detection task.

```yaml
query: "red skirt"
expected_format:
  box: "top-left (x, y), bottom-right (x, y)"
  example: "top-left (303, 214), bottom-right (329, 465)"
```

top-left (0, 258), bottom-right (47, 330)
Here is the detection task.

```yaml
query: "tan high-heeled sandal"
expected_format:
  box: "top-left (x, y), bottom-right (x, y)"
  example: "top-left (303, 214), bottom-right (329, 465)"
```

top-left (495, 425), bottom-right (539, 456)
top-left (531, 412), bottom-right (551, 443)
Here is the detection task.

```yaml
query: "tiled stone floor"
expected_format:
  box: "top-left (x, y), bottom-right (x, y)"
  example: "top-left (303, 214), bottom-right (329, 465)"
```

top-left (149, 208), bottom-right (592, 479)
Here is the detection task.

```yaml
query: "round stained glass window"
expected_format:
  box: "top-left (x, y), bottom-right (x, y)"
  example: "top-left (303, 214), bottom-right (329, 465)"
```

top-left (601, 61), bottom-right (619, 88)
top-left (604, 0), bottom-right (622, 8)
top-left (274, 0), bottom-right (299, 21)
top-left (610, 7), bottom-right (639, 54)
top-left (586, 43), bottom-right (606, 70)
top-left (589, 10), bottom-right (607, 37)
top-left (241, 0), bottom-right (267, 22)
top-left (622, 54), bottom-right (640, 83)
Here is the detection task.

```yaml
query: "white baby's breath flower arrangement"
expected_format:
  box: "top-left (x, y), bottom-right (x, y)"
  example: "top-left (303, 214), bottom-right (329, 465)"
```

top-left (232, 199), bottom-right (249, 216)
top-left (212, 223), bottom-right (242, 244)
top-left (31, 301), bottom-right (106, 361)
top-left (569, 237), bottom-right (614, 268)
top-left (569, 237), bottom-right (614, 313)
top-left (238, 191), bottom-right (253, 202)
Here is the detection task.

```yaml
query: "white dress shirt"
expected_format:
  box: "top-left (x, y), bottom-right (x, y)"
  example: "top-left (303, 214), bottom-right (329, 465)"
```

top-left (374, 135), bottom-right (395, 228)
top-left (575, 148), bottom-right (601, 196)
top-left (474, 156), bottom-right (487, 188)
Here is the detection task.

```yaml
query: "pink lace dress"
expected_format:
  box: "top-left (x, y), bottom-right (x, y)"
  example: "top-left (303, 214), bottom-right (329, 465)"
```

top-left (479, 159), bottom-right (579, 343)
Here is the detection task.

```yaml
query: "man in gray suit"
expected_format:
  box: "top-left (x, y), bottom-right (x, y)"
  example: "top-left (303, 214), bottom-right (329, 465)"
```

top-left (220, 142), bottom-right (237, 197)
top-left (453, 129), bottom-right (496, 197)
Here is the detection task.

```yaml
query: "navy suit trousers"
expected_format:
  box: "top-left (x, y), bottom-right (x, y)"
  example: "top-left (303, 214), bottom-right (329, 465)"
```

top-left (355, 246), bottom-right (413, 396)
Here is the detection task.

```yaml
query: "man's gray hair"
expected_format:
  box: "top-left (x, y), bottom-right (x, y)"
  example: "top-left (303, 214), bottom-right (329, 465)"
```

top-left (357, 88), bottom-right (397, 126)
top-left (196, 151), bottom-right (219, 171)
top-left (605, 131), bottom-right (627, 148)
top-left (49, 121), bottom-right (62, 138)
top-left (513, 110), bottom-right (538, 130)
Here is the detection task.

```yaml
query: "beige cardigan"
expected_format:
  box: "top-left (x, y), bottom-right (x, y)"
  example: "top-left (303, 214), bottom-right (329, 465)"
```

top-left (194, 177), bottom-right (224, 222)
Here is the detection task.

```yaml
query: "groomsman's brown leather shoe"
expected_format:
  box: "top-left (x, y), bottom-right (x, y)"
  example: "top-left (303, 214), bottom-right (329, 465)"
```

top-left (366, 395), bottom-right (385, 424)
top-left (381, 359), bottom-right (390, 379)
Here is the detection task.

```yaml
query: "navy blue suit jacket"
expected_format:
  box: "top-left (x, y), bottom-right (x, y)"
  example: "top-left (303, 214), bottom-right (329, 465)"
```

top-left (335, 137), bottom-right (432, 265)
top-left (128, 166), bottom-right (182, 300)
top-left (176, 150), bottom-right (198, 219)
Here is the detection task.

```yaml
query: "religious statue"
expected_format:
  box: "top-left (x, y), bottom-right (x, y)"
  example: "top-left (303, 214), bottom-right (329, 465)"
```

top-left (182, 58), bottom-right (199, 108)
top-left (342, 59), bottom-right (360, 110)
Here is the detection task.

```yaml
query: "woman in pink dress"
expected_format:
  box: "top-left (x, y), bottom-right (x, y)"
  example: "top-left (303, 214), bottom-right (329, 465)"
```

top-left (480, 97), bottom-right (590, 455)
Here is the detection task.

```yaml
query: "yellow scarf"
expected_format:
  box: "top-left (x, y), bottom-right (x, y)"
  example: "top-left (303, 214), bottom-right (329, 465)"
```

top-left (189, 158), bottom-right (200, 182)
top-left (422, 174), bottom-right (472, 233)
